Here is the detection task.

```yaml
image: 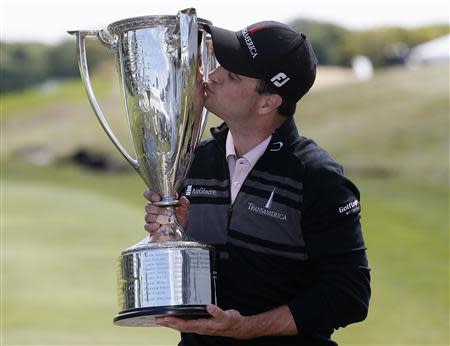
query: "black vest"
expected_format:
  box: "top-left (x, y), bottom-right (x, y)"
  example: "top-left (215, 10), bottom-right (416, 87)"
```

top-left (179, 118), bottom-right (368, 346)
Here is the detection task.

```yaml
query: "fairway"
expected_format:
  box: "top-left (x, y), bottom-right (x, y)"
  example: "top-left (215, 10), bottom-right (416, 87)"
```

top-left (3, 178), bottom-right (180, 345)
top-left (333, 178), bottom-right (448, 344)
top-left (3, 169), bottom-right (448, 344)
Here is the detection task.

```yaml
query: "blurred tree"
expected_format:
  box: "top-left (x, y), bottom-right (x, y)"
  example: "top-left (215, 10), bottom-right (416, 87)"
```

top-left (1, 42), bottom-right (49, 92)
top-left (1, 23), bottom-right (448, 93)
top-left (289, 20), bottom-right (449, 67)
top-left (289, 18), bottom-right (350, 65)
top-left (83, 38), bottom-right (114, 74)
top-left (338, 24), bottom-right (450, 67)
top-left (47, 41), bottom-right (79, 78)
top-left (1, 38), bottom-right (111, 93)
top-left (48, 39), bottom-right (112, 78)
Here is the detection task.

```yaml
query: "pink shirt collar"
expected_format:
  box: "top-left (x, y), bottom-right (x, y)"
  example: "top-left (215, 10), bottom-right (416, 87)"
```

top-left (225, 131), bottom-right (272, 167)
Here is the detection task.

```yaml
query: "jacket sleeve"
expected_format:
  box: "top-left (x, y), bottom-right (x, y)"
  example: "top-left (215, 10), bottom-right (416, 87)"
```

top-left (287, 163), bottom-right (371, 335)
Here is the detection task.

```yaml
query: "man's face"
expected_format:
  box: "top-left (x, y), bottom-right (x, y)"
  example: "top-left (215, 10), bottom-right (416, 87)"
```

top-left (203, 66), bottom-right (262, 124)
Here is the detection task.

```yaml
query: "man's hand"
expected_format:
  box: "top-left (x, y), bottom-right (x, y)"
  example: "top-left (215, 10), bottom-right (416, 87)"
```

top-left (155, 304), bottom-right (251, 339)
top-left (156, 304), bottom-right (298, 339)
top-left (144, 190), bottom-right (190, 233)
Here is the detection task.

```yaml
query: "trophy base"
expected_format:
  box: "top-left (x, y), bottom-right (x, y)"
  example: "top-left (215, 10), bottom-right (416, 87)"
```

top-left (116, 241), bottom-right (216, 328)
top-left (114, 305), bottom-right (209, 327)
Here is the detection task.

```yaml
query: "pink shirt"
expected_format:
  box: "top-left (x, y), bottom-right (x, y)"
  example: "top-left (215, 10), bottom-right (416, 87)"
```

top-left (226, 131), bottom-right (272, 204)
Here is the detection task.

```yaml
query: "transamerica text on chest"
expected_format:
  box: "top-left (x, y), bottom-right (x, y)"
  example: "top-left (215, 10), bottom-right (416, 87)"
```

top-left (247, 202), bottom-right (288, 221)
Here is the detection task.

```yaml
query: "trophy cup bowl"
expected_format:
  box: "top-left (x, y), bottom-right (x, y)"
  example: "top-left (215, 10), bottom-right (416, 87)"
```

top-left (69, 8), bottom-right (217, 327)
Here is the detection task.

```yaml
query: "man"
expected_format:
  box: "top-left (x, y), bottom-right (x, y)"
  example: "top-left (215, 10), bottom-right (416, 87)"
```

top-left (144, 21), bottom-right (370, 345)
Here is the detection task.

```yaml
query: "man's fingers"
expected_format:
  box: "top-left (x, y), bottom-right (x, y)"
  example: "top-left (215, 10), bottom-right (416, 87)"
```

top-left (144, 190), bottom-right (161, 203)
top-left (206, 304), bottom-right (226, 320)
top-left (145, 204), bottom-right (157, 215)
top-left (145, 213), bottom-right (159, 223)
top-left (179, 196), bottom-right (191, 209)
top-left (145, 204), bottom-right (170, 216)
top-left (144, 223), bottom-right (160, 232)
top-left (155, 214), bottom-right (171, 224)
top-left (156, 316), bottom-right (214, 334)
top-left (156, 316), bottom-right (191, 331)
top-left (144, 192), bottom-right (190, 231)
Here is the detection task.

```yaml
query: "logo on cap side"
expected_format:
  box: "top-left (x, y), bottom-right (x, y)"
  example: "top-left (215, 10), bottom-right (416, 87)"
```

top-left (270, 72), bottom-right (290, 87)
top-left (242, 28), bottom-right (258, 59)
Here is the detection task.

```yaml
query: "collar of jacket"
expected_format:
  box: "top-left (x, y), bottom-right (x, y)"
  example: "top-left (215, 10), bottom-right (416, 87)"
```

top-left (209, 117), bottom-right (300, 152)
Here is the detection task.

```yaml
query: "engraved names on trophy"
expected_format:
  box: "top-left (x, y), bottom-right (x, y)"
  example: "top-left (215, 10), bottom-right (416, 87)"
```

top-left (140, 248), bottom-right (211, 307)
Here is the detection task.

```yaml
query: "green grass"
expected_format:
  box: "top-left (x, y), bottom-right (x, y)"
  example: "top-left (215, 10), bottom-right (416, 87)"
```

top-left (2, 168), bottom-right (180, 345)
top-left (2, 164), bottom-right (447, 345)
top-left (334, 177), bottom-right (448, 345)
top-left (1, 77), bottom-right (113, 120)
top-left (1, 63), bottom-right (449, 345)
top-left (1, 75), bottom-right (133, 164)
top-left (298, 64), bottom-right (449, 185)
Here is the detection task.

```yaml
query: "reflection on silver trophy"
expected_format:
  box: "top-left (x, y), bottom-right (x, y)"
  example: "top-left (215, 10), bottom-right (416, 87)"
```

top-left (69, 8), bottom-right (217, 327)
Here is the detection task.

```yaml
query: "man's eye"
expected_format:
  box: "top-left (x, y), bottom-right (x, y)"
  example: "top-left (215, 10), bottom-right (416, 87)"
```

top-left (228, 73), bottom-right (237, 80)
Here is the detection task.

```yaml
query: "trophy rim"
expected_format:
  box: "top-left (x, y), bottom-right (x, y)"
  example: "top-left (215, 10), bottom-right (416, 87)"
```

top-left (107, 15), bottom-right (212, 35)
top-left (121, 241), bottom-right (214, 255)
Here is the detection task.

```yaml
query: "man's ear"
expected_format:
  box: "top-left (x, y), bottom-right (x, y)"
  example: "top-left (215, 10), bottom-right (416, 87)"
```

top-left (258, 94), bottom-right (282, 115)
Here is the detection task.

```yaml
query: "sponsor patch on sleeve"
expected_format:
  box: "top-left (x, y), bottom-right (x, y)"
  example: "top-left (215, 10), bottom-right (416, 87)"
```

top-left (338, 199), bottom-right (360, 216)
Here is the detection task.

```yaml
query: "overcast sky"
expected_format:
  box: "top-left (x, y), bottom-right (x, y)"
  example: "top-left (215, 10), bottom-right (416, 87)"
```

top-left (1, 0), bottom-right (449, 43)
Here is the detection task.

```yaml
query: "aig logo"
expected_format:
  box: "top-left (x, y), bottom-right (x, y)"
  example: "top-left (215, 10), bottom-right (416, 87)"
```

top-left (270, 72), bottom-right (290, 87)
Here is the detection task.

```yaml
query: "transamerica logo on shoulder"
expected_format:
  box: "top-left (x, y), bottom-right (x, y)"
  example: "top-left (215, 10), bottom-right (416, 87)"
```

top-left (185, 185), bottom-right (216, 197)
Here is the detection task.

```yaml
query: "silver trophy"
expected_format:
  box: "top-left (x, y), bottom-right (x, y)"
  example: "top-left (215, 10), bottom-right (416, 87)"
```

top-left (69, 8), bottom-right (216, 327)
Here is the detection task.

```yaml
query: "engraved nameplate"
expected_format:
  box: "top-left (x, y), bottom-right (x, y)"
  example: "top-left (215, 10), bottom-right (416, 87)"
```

top-left (136, 247), bottom-right (211, 307)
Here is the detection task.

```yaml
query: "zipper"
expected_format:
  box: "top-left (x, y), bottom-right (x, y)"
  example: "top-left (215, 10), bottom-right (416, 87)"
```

top-left (226, 156), bottom-right (234, 232)
top-left (227, 204), bottom-right (233, 231)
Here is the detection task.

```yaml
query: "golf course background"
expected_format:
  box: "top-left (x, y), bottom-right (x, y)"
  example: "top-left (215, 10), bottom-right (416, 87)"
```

top-left (2, 62), bottom-right (449, 345)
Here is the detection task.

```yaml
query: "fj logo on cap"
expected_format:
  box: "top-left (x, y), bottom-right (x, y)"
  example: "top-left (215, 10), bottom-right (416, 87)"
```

top-left (270, 72), bottom-right (290, 87)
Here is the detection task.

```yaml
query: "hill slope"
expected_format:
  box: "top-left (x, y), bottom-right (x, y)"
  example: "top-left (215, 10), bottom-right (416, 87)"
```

top-left (3, 63), bottom-right (447, 184)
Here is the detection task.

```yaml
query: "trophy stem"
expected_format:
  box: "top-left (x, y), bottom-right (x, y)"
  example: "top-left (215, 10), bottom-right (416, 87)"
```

top-left (149, 206), bottom-right (188, 242)
top-left (154, 198), bottom-right (180, 207)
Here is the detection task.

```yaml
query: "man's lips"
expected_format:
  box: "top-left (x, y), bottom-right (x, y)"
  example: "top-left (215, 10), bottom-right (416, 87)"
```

top-left (203, 83), bottom-right (215, 95)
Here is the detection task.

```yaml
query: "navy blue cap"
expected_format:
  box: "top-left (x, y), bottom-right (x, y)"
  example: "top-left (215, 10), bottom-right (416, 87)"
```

top-left (205, 21), bottom-right (317, 103)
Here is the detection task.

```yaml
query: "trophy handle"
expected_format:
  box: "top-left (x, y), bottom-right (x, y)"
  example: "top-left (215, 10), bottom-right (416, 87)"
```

top-left (67, 30), bottom-right (140, 171)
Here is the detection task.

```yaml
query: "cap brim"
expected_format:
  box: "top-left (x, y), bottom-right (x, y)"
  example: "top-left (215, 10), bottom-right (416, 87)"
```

top-left (204, 25), bottom-right (262, 79)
